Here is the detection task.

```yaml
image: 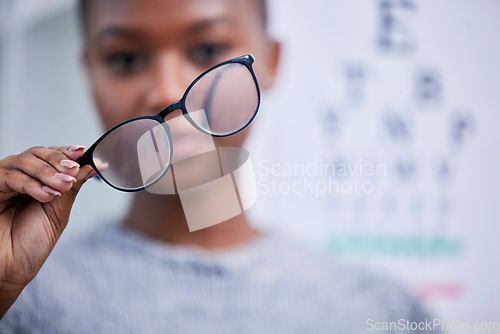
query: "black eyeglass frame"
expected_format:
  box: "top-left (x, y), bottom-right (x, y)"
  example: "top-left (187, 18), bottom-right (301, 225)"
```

top-left (76, 54), bottom-right (261, 192)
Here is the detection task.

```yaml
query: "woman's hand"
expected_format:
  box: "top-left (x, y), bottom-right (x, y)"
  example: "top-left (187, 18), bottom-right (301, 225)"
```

top-left (0, 145), bottom-right (94, 318)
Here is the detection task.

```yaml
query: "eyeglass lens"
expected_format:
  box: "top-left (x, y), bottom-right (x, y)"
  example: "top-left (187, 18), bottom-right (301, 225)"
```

top-left (185, 62), bottom-right (258, 136)
top-left (93, 119), bottom-right (171, 190)
top-left (91, 60), bottom-right (258, 190)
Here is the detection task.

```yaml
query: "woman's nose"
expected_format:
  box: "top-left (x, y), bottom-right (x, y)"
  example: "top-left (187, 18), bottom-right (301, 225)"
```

top-left (144, 53), bottom-right (188, 113)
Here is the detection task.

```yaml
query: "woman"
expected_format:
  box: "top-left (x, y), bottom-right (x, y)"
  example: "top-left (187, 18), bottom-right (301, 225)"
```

top-left (0, 0), bottom-right (434, 332)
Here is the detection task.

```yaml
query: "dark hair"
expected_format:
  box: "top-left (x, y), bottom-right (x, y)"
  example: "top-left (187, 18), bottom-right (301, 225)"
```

top-left (78, 0), bottom-right (268, 35)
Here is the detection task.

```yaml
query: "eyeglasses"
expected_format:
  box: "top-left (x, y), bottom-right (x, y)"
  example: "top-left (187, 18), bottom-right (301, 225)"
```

top-left (76, 54), bottom-right (260, 192)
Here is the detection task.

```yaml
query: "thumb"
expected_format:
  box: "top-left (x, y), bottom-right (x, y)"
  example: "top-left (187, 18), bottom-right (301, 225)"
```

top-left (43, 165), bottom-right (94, 237)
top-left (60, 164), bottom-right (95, 205)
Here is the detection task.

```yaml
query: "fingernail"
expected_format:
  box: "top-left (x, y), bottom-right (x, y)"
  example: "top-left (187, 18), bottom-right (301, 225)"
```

top-left (85, 171), bottom-right (98, 181)
top-left (60, 160), bottom-right (80, 169)
top-left (42, 186), bottom-right (61, 196)
top-left (69, 145), bottom-right (85, 152)
top-left (55, 173), bottom-right (77, 183)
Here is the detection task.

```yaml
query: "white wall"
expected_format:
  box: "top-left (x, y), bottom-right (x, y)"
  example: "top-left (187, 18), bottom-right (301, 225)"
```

top-left (0, 0), bottom-right (131, 236)
top-left (249, 0), bottom-right (500, 328)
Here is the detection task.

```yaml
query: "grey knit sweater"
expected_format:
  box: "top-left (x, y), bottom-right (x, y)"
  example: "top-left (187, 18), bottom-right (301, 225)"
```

top-left (0, 222), bottom-right (436, 333)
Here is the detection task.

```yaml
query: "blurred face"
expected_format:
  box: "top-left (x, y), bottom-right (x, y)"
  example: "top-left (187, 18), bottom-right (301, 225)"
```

top-left (84, 0), bottom-right (279, 152)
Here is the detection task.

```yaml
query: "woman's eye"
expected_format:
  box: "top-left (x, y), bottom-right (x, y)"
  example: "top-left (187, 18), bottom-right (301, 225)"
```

top-left (189, 43), bottom-right (229, 66)
top-left (106, 52), bottom-right (146, 75)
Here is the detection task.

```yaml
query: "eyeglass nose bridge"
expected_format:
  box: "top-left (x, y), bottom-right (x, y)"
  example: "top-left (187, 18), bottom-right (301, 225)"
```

top-left (157, 98), bottom-right (211, 137)
top-left (158, 100), bottom-right (183, 119)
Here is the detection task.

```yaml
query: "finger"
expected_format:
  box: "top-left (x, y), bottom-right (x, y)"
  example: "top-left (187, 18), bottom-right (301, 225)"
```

top-left (30, 146), bottom-right (86, 178)
top-left (29, 165), bottom-right (94, 251)
top-left (44, 165), bottom-right (94, 231)
top-left (93, 158), bottom-right (109, 173)
top-left (49, 145), bottom-right (86, 162)
top-left (73, 165), bottom-right (95, 193)
top-left (0, 168), bottom-right (59, 203)
top-left (6, 153), bottom-right (77, 195)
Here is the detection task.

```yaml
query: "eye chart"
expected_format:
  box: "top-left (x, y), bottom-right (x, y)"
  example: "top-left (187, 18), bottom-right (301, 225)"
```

top-left (248, 0), bottom-right (500, 327)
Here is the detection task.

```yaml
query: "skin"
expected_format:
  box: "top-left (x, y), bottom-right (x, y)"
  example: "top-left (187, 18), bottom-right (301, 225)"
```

top-left (0, 146), bottom-right (93, 317)
top-left (0, 0), bottom-right (279, 317)
top-left (84, 0), bottom-right (279, 247)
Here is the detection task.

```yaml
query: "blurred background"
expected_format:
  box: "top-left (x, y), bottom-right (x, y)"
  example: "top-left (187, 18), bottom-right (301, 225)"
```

top-left (0, 0), bottom-right (499, 332)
